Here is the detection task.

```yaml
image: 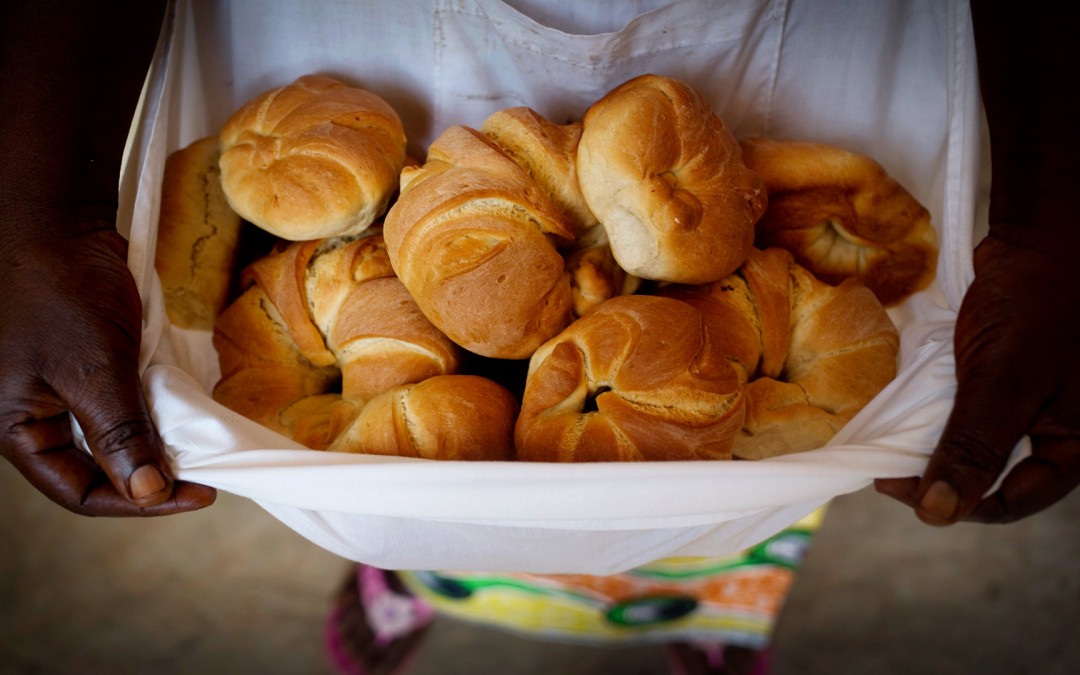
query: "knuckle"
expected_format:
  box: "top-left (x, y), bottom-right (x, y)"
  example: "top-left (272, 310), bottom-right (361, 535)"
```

top-left (933, 431), bottom-right (1009, 483)
top-left (85, 417), bottom-right (157, 459)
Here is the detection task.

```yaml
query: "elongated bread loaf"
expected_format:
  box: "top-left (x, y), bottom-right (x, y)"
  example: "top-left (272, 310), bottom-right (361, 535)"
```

top-left (155, 136), bottom-right (243, 329)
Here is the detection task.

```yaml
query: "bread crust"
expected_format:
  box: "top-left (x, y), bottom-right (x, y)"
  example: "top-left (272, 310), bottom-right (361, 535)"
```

top-left (218, 75), bottom-right (407, 241)
top-left (740, 137), bottom-right (938, 306)
top-left (329, 374), bottom-right (519, 460)
top-left (212, 232), bottom-right (462, 446)
top-left (514, 295), bottom-right (745, 462)
top-left (480, 106), bottom-right (640, 317)
top-left (155, 136), bottom-right (243, 329)
top-left (577, 74), bottom-right (766, 284)
top-left (480, 107), bottom-right (596, 237)
top-left (662, 247), bottom-right (900, 459)
top-left (383, 125), bottom-right (575, 359)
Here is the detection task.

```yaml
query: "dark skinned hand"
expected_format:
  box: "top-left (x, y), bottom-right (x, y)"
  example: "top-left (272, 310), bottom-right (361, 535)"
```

top-left (0, 1), bottom-right (215, 515)
top-left (0, 212), bottom-right (216, 516)
top-left (874, 2), bottom-right (1080, 525)
top-left (874, 235), bottom-right (1080, 524)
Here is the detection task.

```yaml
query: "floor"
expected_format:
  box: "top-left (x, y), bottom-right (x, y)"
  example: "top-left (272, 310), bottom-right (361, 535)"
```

top-left (2, 456), bottom-right (1078, 675)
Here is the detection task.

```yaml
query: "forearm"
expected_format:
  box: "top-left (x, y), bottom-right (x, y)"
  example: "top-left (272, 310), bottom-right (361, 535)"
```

top-left (971, 1), bottom-right (1080, 257)
top-left (0, 0), bottom-right (168, 239)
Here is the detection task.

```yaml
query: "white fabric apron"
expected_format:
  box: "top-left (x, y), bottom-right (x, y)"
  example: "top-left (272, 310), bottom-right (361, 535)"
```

top-left (115, 0), bottom-right (1000, 574)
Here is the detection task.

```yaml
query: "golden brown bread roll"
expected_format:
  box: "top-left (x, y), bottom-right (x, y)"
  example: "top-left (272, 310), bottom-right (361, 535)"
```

top-left (661, 247), bottom-right (900, 459)
top-left (328, 374), bottom-right (519, 460)
top-left (383, 124), bottom-right (576, 359)
top-left (211, 285), bottom-right (339, 435)
top-left (479, 106), bottom-right (640, 317)
top-left (577, 74), bottom-right (767, 284)
top-left (218, 74), bottom-right (407, 241)
top-left (154, 136), bottom-right (243, 329)
top-left (212, 231), bottom-right (461, 444)
top-left (739, 137), bottom-right (938, 306)
top-left (514, 294), bottom-right (746, 462)
top-left (479, 107), bottom-right (596, 238)
top-left (563, 225), bottom-right (641, 318)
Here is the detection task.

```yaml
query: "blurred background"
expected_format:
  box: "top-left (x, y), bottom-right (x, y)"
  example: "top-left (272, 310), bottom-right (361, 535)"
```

top-left (2, 457), bottom-right (1078, 675)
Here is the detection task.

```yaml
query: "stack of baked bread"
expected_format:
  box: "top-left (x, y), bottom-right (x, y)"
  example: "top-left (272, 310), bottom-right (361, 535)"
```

top-left (156, 73), bottom-right (936, 462)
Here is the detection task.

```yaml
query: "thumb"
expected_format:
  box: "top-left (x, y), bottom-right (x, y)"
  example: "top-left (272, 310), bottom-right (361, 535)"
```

top-left (913, 358), bottom-right (1037, 526)
top-left (66, 364), bottom-right (175, 508)
top-left (913, 238), bottom-right (1062, 525)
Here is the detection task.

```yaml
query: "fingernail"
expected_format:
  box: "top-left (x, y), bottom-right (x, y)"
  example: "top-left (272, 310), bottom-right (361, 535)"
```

top-left (130, 465), bottom-right (168, 500)
top-left (918, 480), bottom-right (960, 525)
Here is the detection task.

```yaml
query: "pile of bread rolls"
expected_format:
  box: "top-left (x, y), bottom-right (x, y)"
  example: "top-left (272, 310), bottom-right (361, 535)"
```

top-left (156, 72), bottom-right (937, 462)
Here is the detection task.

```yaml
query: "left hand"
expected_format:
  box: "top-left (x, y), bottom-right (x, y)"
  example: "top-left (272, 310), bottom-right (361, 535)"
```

top-left (874, 235), bottom-right (1080, 524)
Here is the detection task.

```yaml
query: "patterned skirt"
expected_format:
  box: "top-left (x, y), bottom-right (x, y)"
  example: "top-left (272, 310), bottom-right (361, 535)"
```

top-left (394, 508), bottom-right (824, 649)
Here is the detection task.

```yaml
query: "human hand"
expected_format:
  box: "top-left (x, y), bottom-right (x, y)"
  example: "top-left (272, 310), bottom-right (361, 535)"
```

top-left (0, 216), bottom-right (217, 516)
top-left (874, 235), bottom-right (1080, 524)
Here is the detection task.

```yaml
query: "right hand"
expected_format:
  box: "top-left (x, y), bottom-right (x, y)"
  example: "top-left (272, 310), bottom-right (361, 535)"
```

top-left (0, 216), bottom-right (216, 516)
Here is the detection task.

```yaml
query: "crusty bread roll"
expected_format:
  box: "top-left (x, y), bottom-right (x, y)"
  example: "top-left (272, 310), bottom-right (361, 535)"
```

top-left (480, 106), bottom-right (640, 317)
top-left (563, 225), bottom-right (641, 318)
top-left (211, 285), bottom-right (339, 436)
top-left (514, 294), bottom-right (746, 462)
top-left (662, 247), bottom-right (900, 459)
top-left (383, 124), bottom-right (576, 359)
top-left (577, 74), bottom-right (767, 284)
top-left (328, 375), bottom-right (519, 460)
top-left (480, 107), bottom-right (596, 238)
top-left (739, 137), bottom-right (938, 306)
top-left (218, 74), bottom-right (407, 241)
top-left (212, 231), bottom-right (461, 444)
top-left (154, 136), bottom-right (243, 329)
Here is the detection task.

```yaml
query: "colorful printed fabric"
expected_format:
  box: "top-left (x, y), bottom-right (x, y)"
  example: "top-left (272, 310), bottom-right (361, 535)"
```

top-left (395, 508), bottom-right (824, 649)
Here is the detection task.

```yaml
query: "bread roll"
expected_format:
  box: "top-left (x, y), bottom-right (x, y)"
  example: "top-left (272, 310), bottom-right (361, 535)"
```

top-left (662, 247), bottom-right (900, 459)
top-left (279, 394), bottom-right (361, 451)
top-left (514, 295), bottom-right (745, 462)
top-left (329, 375), bottom-right (519, 461)
top-left (739, 137), bottom-right (938, 306)
top-left (383, 125), bottom-right (575, 359)
top-left (218, 75), bottom-right (407, 241)
top-left (480, 106), bottom-right (640, 317)
top-left (212, 232), bottom-right (461, 444)
top-left (577, 74), bottom-right (767, 284)
top-left (154, 136), bottom-right (243, 329)
top-left (211, 285), bottom-right (339, 436)
top-left (480, 107), bottom-right (596, 237)
top-left (563, 225), bottom-right (641, 318)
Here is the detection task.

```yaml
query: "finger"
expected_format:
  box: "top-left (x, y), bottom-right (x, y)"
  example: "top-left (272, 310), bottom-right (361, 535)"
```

top-left (5, 414), bottom-right (216, 516)
top-left (4, 413), bottom-right (103, 512)
top-left (964, 435), bottom-right (1080, 523)
top-left (61, 359), bottom-right (176, 508)
top-left (872, 476), bottom-right (921, 508)
top-left (913, 426), bottom-right (1019, 527)
top-left (913, 354), bottom-right (1043, 526)
top-left (76, 476), bottom-right (218, 517)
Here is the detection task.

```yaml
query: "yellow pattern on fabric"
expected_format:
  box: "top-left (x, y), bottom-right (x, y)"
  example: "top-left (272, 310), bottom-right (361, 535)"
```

top-left (396, 507), bottom-right (826, 647)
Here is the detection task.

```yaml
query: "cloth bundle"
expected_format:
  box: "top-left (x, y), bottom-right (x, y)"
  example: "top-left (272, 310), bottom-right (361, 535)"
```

top-left (115, 0), bottom-right (1009, 574)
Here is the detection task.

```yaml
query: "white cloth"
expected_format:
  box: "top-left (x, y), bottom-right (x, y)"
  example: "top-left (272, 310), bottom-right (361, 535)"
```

top-left (118, 0), bottom-right (1007, 574)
